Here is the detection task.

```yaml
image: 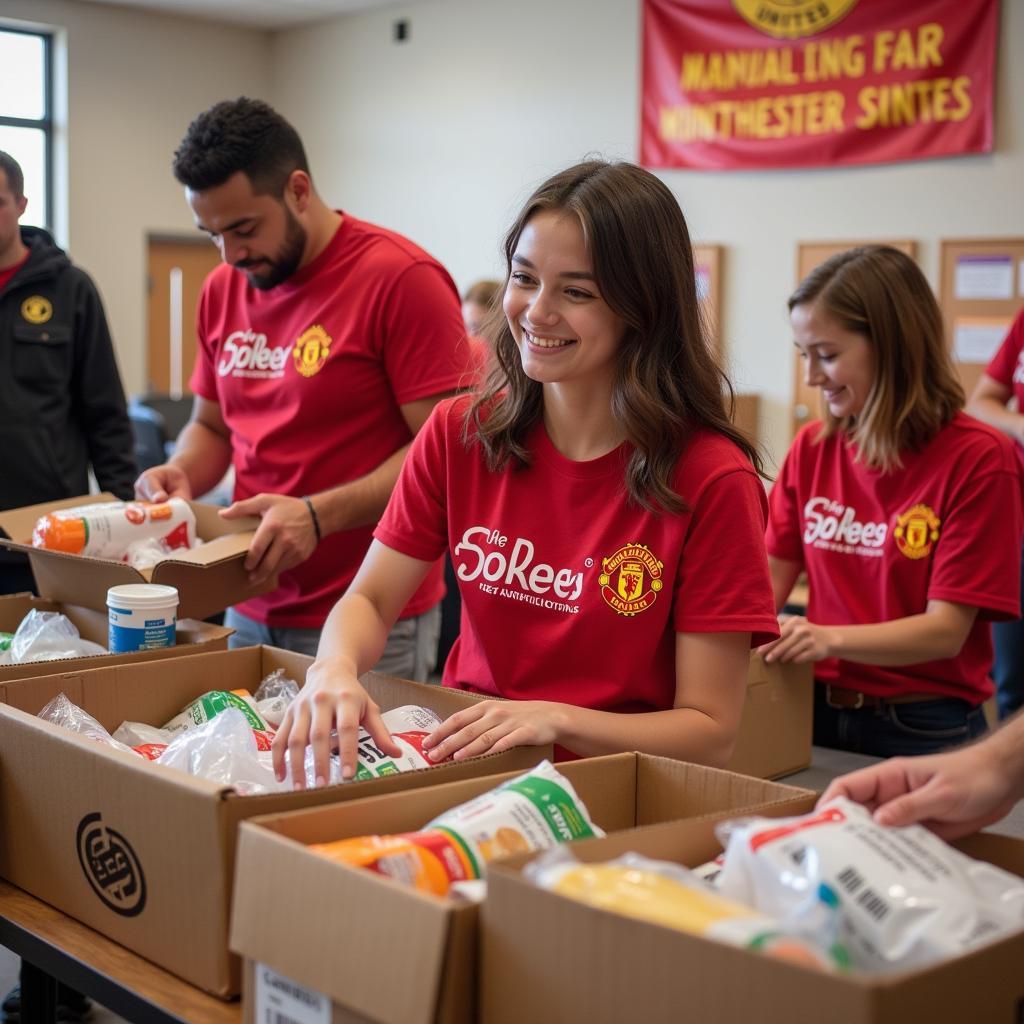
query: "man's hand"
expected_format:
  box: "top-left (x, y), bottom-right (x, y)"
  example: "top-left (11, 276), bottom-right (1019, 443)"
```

top-left (135, 464), bottom-right (193, 502)
top-left (221, 493), bottom-right (319, 584)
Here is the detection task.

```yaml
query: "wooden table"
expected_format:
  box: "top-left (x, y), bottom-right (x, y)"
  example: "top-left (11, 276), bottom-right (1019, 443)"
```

top-left (0, 880), bottom-right (239, 1024)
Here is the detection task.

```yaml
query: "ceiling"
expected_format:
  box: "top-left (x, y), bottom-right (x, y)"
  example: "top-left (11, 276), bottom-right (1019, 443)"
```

top-left (76, 0), bottom-right (417, 30)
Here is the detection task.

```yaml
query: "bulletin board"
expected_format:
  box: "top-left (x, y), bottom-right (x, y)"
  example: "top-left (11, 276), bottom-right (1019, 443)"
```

top-left (693, 243), bottom-right (722, 354)
top-left (939, 239), bottom-right (1024, 398)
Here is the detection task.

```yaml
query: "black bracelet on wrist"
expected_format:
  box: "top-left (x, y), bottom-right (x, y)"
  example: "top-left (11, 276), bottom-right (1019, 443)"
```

top-left (303, 495), bottom-right (322, 544)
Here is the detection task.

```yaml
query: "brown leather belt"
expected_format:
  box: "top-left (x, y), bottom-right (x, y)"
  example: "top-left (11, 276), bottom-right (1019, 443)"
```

top-left (822, 684), bottom-right (939, 710)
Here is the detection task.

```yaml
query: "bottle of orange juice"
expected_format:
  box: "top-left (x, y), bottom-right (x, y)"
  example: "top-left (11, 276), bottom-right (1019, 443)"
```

top-left (32, 498), bottom-right (196, 561)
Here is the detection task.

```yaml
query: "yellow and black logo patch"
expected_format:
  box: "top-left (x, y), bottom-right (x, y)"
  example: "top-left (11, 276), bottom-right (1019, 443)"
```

top-left (598, 543), bottom-right (664, 617)
top-left (732, 0), bottom-right (858, 40)
top-left (293, 324), bottom-right (332, 378)
top-left (894, 503), bottom-right (940, 560)
top-left (21, 295), bottom-right (52, 324)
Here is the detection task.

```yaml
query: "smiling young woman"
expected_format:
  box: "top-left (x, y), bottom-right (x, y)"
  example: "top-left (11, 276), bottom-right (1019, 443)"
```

top-left (763, 245), bottom-right (1024, 758)
top-left (271, 160), bottom-right (781, 787)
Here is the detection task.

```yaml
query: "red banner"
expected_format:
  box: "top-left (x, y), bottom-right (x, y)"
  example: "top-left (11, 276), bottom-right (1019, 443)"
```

top-left (641, 0), bottom-right (998, 171)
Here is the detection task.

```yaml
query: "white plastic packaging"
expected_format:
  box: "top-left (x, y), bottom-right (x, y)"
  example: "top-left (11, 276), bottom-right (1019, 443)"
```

top-left (714, 796), bottom-right (1024, 972)
top-left (107, 584), bottom-right (179, 652)
top-left (9, 610), bottom-right (107, 663)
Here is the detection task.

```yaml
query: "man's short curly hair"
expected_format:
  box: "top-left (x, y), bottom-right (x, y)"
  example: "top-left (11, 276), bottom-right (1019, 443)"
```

top-left (172, 97), bottom-right (310, 196)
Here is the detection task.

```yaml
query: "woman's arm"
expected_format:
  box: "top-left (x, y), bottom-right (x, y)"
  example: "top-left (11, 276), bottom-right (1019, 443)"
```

top-left (966, 374), bottom-right (1024, 445)
top-left (271, 540), bottom-right (434, 787)
top-left (760, 599), bottom-right (977, 666)
top-left (422, 630), bottom-right (751, 769)
top-left (768, 555), bottom-right (803, 614)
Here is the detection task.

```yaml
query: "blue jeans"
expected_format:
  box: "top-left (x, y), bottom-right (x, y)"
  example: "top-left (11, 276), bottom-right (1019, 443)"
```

top-left (992, 549), bottom-right (1024, 719)
top-left (813, 684), bottom-right (987, 758)
top-left (224, 604), bottom-right (442, 682)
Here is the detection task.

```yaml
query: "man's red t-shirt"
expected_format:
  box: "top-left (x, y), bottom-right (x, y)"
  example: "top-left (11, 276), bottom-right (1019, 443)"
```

top-left (191, 215), bottom-right (469, 627)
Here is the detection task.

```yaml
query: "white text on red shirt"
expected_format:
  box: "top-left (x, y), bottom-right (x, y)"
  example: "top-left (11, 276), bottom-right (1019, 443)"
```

top-left (454, 526), bottom-right (584, 600)
top-left (803, 496), bottom-right (887, 553)
top-left (218, 329), bottom-right (290, 378)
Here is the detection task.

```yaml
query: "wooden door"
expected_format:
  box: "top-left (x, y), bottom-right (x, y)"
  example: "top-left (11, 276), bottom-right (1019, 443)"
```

top-left (146, 237), bottom-right (221, 395)
top-left (791, 240), bottom-right (917, 441)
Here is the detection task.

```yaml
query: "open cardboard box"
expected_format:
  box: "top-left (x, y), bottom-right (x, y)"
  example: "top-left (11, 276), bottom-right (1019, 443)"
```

top-left (481, 814), bottom-right (1024, 1024)
top-left (0, 592), bottom-right (231, 681)
top-left (0, 493), bottom-right (273, 620)
top-left (727, 653), bottom-right (812, 779)
top-left (230, 752), bottom-right (818, 1024)
top-left (0, 645), bottom-right (550, 997)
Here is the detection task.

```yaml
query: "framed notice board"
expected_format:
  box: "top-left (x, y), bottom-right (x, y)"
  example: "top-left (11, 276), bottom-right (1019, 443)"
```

top-left (693, 243), bottom-right (722, 355)
top-left (791, 240), bottom-right (917, 440)
top-left (940, 239), bottom-right (1024, 398)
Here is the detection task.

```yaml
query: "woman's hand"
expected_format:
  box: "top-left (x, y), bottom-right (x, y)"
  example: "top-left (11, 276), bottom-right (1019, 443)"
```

top-left (421, 700), bottom-right (567, 762)
top-left (270, 656), bottom-right (402, 788)
top-left (759, 615), bottom-right (837, 663)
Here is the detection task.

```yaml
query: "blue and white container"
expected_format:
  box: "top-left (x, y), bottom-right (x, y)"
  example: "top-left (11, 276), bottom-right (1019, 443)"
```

top-left (107, 584), bottom-right (179, 653)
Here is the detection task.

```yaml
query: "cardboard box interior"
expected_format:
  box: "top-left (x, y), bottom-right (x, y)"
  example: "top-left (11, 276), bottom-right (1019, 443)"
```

top-left (0, 493), bottom-right (272, 620)
top-left (481, 816), bottom-right (1024, 1024)
top-left (0, 592), bottom-right (231, 681)
top-left (231, 753), bottom-right (819, 1024)
top-left (0, 645), bottom-right (549, 997)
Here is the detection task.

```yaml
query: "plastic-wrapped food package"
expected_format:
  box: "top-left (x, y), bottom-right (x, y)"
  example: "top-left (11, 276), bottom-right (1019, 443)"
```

top-left (9, 610), bottom-right (107, 663)
top-left (526, 848), bottom-right (845, 971)
top-left (160, 689), bottom-right (275, 750)
top-left (32, 498), bottom-right (196, 562)
top-left (154, 708), bottom-right (281, 795)
top-left (714, 796), bottom-right (1024, 972)
top-left (310, 760), bottom-right (604, 895)
top-left (253, 668), bottom-right (300, 729)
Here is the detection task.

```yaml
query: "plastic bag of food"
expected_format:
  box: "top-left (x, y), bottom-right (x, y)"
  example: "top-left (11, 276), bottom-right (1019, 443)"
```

top-left (154, 707), bottom-right (280, 794)
top-left (32, 498), bottom-right (196, 562)
top-left (9, 610), bottom-right (107, 663)
top-left (526, 847), bottom-right (845, 970)
top-left (112, 720), bottom-right (173, 749)
top-left (714, 796), bottom-right (1024, 972)
top-left (160, 689), bottom-right (274, 749)
top-left (310, 760), bottom-right (604, 895)
top-left (253, 667), bottom-right (301, 728)
top-left (38, 693), bottom-right (139, 757)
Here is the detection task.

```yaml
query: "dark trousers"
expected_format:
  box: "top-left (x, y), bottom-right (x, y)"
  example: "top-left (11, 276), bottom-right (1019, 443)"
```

top-left (813, 684), bottom-right (987, 758)
top-left (992, 550), bottom-right (1024, 720)
top-left (0, 560), bottom-right (37, 597)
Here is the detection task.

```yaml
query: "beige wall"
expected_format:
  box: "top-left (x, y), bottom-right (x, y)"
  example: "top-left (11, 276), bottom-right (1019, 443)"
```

top-left (0, 0), bottom-right (271, 396)
top-left (271, 0), bottom-right (1024, 469)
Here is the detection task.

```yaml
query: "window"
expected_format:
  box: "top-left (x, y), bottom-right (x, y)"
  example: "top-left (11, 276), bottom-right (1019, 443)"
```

top-left (0, 26), bottom-right (53, 229)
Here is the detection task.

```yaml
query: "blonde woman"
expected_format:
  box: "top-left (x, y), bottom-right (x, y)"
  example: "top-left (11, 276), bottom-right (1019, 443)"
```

top-left (763, 246), bottom-right (1023, 757)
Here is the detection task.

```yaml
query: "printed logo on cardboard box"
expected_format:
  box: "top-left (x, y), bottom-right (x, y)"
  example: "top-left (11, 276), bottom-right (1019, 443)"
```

top-left (75, 812), bottom-right (147, 917)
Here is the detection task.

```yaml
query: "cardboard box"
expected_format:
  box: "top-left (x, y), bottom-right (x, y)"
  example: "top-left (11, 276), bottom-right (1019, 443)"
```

top-left (727, 653), bottom-right (813, 780)
top-left (230, 753), bottom-right (818, 1024)
top-left (481, 818), bottom-right (1024, 1024)
top-left (0, 593), bottom-right (231, 681)
top-left (0, 493), bottom-right (271, 620)
top-left (0, 645), bottom-right (549, 997)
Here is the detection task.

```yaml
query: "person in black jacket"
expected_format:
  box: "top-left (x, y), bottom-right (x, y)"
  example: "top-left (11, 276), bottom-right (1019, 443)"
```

top-left (0, 150), bottom-right (136, 596)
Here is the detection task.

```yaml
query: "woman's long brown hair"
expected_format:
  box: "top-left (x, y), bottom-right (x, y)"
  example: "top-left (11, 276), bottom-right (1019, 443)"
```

top-left (789, 245), bottom-right (963, 472)
top-left (465, 160), bottom-right (761, 513)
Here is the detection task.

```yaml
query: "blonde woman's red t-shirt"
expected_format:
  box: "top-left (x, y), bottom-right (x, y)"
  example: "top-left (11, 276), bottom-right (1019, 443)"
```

top-left (766, 413), bottom-right (1023, 703)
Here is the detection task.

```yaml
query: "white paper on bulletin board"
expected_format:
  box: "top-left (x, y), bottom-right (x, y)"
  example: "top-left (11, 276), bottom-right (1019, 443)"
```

top-left (955, 256), bottom-right (1014, 300)
top-left (954, 316), bottom-right (1012, 364)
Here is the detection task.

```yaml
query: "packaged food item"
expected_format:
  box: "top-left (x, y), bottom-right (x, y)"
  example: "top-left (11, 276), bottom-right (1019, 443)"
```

top-left (310, 760), bottom-right (604, 895)
top-left (8, 610), bottom-right (107, 663)
top-left (715, 796), bottom-right (1024, 972)
top-left (253, 667), bottom-right (300, 728)
top-left (31, 498), bottom-right (196, 562)
top-left (107, 583), bottom-right (179, 652)
top-left (0, 631), bottom-right (12, 652)
top-left (161, 689), bottom-right (274, 750)
top-left (527, 848), bottom-right (845, 971)
top-left (351, 705), bottom-right (448, 779)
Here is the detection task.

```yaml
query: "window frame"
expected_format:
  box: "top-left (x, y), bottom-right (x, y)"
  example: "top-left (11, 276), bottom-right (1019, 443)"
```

top-left (0, 24), bottom-right (54, 230)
